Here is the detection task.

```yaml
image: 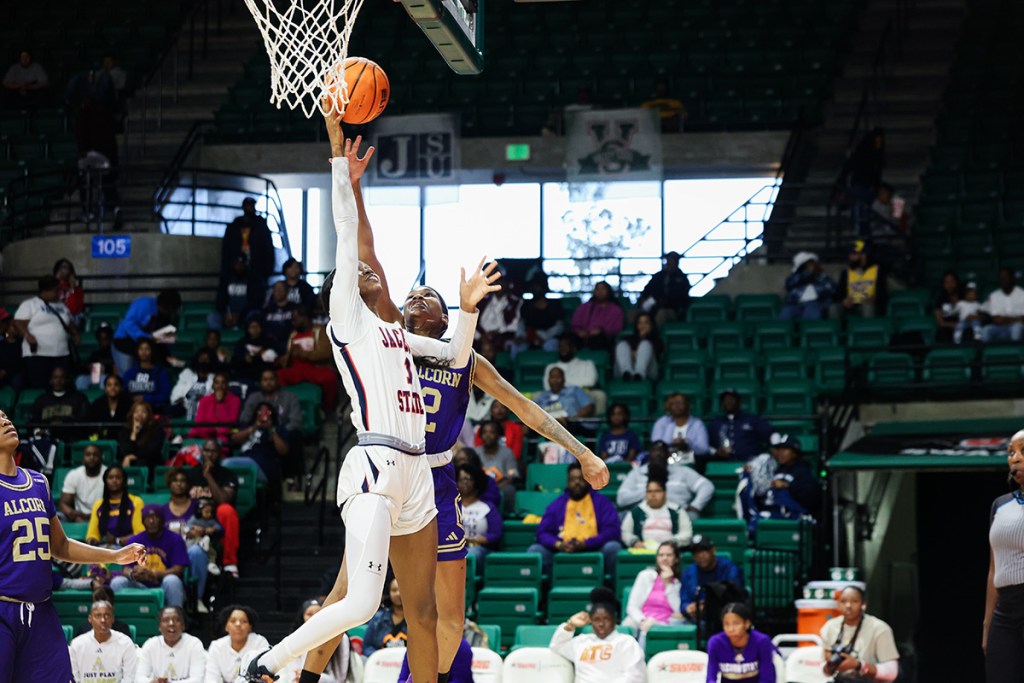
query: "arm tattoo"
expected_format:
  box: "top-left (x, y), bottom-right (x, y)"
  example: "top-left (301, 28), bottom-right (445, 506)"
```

top-left (536, 414), bottom-right (587, 457)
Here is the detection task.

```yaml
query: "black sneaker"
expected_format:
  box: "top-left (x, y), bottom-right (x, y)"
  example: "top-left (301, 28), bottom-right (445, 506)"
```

top-left (241, 649), bottom-right (279, 682)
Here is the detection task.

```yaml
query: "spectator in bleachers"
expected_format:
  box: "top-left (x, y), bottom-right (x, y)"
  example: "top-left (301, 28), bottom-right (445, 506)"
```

top-left (2, 50), bottom-right (49, 108)
top-left (981, 266), bottom-right (1024, 342)
top-left (623, 541), bottom-right (685, 642)
top-left (528, 461), bottom-right (622, 575)
top-left (681, 535), bottom-right (744, 624)
top-left (240, 367), bottom-right (303, 435)
top-left (740, 434), bottom-right (819, 533)
top-left (117, 401), bottom-right (166, 474)
top-left (276, 305), bottom-right (337, 411)
top-left (86, 374), bottom-right (131, 438)
top-left (534, 366), bottom-right (596, 437)
top-left (620, 468), bottom-right (692, 550)
top-left (598, 404), bottom-right (642, 463)
top-left (836, 128), bottom-right (885, 237)
top-left (169, 348), bottom-right (215, 420)
top-left (187, 439), bottom-right (240, 579)
top-left (364, 577), bottom-right (409, 656)
top-left (954, 281), bottom-right (984, 344)
top-left (519, 275), bottom-right (564, 352)
top-left (122, 339), bottom-right (171, 410)
top-left (204, 328), bottom-right (230, 366)
top-left (75, 322), bottom-right (115, 390)
top-left (780, 253), bottom-right (836, 321)
top-left (30, 365), bottom-right (88, 438)
top-left (617, 441), bottom-right (714, 519)
top-left (262, 280), bottom-right (299, 351)
top-left (833, 240), bottom-right (887, 319)
top-left (707, 388), bottom-right (774, 463)
top-left (706, 602), bottom-right (779, 683)
top-left (278, 600), bottom-right (350, 683)
top-left (165, 466), bottom-right (217, 611)
top-left (59, 443), bottom-right (107, 523)
top-left (280, 257), bottom-right (317, 309)
top-left (70, 586), bottom-right (131, 638)
top-left (53, 258), bottom-right (85, 323)
top-left (820, 587), bottom-right (900, 682)
top-left (871, 183), bottom-right (911, 238)
top-left (68, 600), bottom-right (137, 683)
top-left (186, 498), bottom-right (223, 610)
top-left (641, 77), bottom-right (687, 133)
top-left (205, 605), bottom-right (270, 683)
top-left (111, 503), bottom-right (188, 608)
top-left (231, 313), bottom-right (279, 385)
top-left (211, 254), bottom-right (263, 331)
top-left (614, 312), bottom-right (661, 381)
top-left (222, 197), bottom-right (275, 307)
top-left (13, 275), bottom-right (77, 388)
top-left (188, 371), bottom-right (242, 446)
top-left (227, 400), bottom-right (288, 491)
top-left (933, 270), bottom-right (963, 344)
top-left (137, 606), bottom-right (207, 683)
top-left (473, 400), bottom-right (523, 460)
top-left (639, 251), bottom-right (692, 325)
top-left (550, 586), bottom-right (646, 683)
top-left (85, 465), bottom-right (144, 547)
top-left (96, 54), bottom-right (127, 117)
top-left (0, 307), bottom-right (22, 389)
top-left (453, 447), bottom-right (501, 509)
top-left (477, 420), bottom-right (519, 511)
top-left (476, 285), bottom-right (523, 353)
top-left (164, 467), bottom-right (197, 533)
top-left (571, 281), bottom-right (625, 351)
top-left (544, 334), bottom-right (605, 410)
top-left (457, 463), bottom-right (503, 569)
top-left (112, 288), bottom-right (182, 374)
top-left (650, 392), bottom-right (712, 462)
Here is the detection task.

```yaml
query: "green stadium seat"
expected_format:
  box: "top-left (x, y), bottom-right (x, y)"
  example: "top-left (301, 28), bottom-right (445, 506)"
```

top-left (465, 552), bottom-right (478, 607)
top-left (513, 624), bottom-right (559, 650)
top-left (763, 349), bottom-right (810, 381)
top-left (485, 552), bottom-right (543, 590)
top-left (755, 518), bottom-right (811, 563)
top-left (800, 320), bottom-right (840, 349)
top-left (923, 347), bottom-right (975, 388)
top-left (501, 520), bottom-right (538, 551)
top-left (707, 322), bottom-right (747, 353)
top-left (887, 289), bottom-right (931, 317)
top-left (763, 379), bottom-right (816, 416)
top-left (577, 349), bottom-right (610, 386)
top-left (748, 548), bottom-right (799, 610)
top-left (614, 549), bottom-right (655, 597)
top-left (734, 294), bottom-right (780, 321)
top-left (476, 588), bottom-right (539, 650)
top-left (67, 439), bottom-right (119, 467)
top-left (713, 350), bottom-right (757, 383)
top-left (661, 322), bottom-right (701, 352)
top-left (226, 465), bottom-right (260, 517)
top-left (476, 623), bottom-right (502, 653)
top-left (896, 317), bottom-right (936, 346)
top-left (752, 320), bottom-right (794, 352)
top-left (692, 518), bottom-right (748, 557)
top-left (547, 586), bottom-right (593, 623)
top-left (62, 521), bottom-right (90, 542)
top-left (286, 383), bottom-right (324, 437)
top-left (866, 352), bottom-right (915, 388)
top-left (981, 346), bottom-right (1024, 386)
top-left (123, 466), bottom-right (149, 493)
top-left (14, 388), bottom-right (43, 424)
top-left (686, 296), bottom-right (731, 323)
top-left (847, 318), bottom-right (892, 349)
top-left (645, 624), bottom-right (698, 659)
top-left (606, 379), bottom-right (654, 418)
top-left (53, 590), bottom-right (95, 622)
top-left (525, 463), bottom-right (568, 493)
top-left (552, 552), bottom-right (604, 587)
top-left (813, 349), bottom-right (847, 396)
top-left (63, 624), bottom-right (73, 643)
top-left (0, 385), bottom-right (15, 413)
top-left (514, 351), bottom-right (557, 391)
top-left (662, 349), bottom-right (708, 384)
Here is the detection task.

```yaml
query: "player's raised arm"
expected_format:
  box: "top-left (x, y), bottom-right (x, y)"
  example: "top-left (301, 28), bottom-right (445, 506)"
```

top-left (473, 353), bottom-right (610, 489)
top-left (407, 257), bottom-right (500, 368)
top-left (324, 111), bottom-right (365, 338)
top-left (347, 135), bottom-right (403, 325)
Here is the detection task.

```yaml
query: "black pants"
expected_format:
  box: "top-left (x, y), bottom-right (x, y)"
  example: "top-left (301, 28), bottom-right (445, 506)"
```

top-left (987, 583), bottom-right (1024, 683)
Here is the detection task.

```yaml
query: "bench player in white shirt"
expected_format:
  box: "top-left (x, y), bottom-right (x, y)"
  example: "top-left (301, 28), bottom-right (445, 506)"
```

top-left (68, 600), bottom-right (138, 683)
top-left (246, 109), bottom-right (499, 683)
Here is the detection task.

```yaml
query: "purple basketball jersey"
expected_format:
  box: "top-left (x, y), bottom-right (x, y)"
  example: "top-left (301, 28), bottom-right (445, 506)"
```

top-left (0, 468), bottom-right (57, 602)
top-left (418, 354), bottom-right (475, 455)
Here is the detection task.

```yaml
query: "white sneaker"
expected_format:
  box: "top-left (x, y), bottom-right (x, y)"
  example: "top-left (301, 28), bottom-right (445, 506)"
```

top-left (196, 601), bottom-right (210, 614)
top-left (224, 564), bottom-right (239, 578)
top-left (208, 562), bottom-right (221, 576)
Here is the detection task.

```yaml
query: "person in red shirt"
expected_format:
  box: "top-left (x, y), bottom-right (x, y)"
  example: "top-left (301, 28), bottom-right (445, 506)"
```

top-left (188, 371), bottom-right (242, 446)
top-left (276, 305), bottom-right (337, 410)
top-left (54, 258), bottom-right (85, 321)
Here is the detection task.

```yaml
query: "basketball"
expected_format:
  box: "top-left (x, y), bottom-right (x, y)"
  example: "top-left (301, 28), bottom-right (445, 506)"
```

top-left (325, 56), bottom-right (389, 125)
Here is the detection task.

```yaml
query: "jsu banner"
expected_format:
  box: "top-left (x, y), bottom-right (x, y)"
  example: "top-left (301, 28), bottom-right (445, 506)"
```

top-left (371, 113), bottom-right (459, 185)
top-left (565, 108), bottom-right (663, 182)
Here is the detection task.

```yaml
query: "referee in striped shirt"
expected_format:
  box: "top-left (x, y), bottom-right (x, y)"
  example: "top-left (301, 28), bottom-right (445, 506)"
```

top-left (984, 429), bottom-right (1024, 682)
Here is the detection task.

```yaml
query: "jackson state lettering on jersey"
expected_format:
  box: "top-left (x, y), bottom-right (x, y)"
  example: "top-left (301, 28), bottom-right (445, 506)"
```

top-left (379, 326), bottom-right (411, 352)
top-left (418, 354), bottom-right (474, 454)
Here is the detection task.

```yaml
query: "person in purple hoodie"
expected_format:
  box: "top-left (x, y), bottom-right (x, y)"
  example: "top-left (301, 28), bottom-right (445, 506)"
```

top-left (528, 461), bottom-right (622, 575)
top-left (571, 280), bottom-right (625, 351)
top-left (706, 602), bottom-right (778, 682)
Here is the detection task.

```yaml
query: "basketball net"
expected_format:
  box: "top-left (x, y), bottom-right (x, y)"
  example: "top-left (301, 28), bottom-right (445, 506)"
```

top-left (243, 0), bottom-right (367, 118)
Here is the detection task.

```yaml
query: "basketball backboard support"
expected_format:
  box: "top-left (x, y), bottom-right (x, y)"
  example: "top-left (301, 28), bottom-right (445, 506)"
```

top-left (396, 0), bottom-right (485, 74)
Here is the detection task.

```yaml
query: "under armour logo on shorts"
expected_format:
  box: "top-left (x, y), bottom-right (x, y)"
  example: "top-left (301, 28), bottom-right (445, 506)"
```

top-left (386, 460), bottom-right (396, 466)
top-left (368, 561), bottom-right (383, 572)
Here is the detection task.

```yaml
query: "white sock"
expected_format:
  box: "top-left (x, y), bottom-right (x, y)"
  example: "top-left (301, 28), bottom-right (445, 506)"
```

top-left (260, 495), bottom-right (392, 673)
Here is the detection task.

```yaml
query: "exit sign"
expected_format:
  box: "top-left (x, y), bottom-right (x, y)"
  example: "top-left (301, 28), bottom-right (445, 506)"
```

top-left (506, 143), bottom-right (531, 161)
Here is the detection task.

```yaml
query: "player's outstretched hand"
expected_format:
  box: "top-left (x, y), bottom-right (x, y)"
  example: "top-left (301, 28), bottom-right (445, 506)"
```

top-left (460, 257), bottom-right (501, 313)
top-left (344, 135), bottom-right (375, 185)
top-left (322, 98), bottom-right (344, 158)
top-left (580, 450), bottom-right (610, 490)
top-left (113, 543), bottom-right (147, 566)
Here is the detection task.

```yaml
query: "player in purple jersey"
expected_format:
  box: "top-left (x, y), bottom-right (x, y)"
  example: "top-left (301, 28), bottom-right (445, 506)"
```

top-left (296, 137), bottom-right (610, 683)
top-left (0, 409), bottom-right (145, 683)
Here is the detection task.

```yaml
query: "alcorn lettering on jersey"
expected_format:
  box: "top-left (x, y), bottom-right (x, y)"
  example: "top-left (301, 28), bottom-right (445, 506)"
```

top-left (0, 467), bottom-right (56, 602)
top-left (420, 353), bottom-right (475, 454)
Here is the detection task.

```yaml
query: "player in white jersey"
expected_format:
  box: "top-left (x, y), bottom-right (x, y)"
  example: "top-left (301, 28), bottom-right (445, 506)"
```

top-left (246, 109), bottom-right (499, 683)
top-left (68, 600), bottom-right (138, 683)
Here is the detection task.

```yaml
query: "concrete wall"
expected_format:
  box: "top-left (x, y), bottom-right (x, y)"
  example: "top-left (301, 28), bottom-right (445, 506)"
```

top-left (0, 234), bottom-right (222, 305)
top-left (200, 131), bottom-right (790, 180)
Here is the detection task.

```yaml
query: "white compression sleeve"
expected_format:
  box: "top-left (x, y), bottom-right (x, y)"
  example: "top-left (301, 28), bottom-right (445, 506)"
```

top-left (259, 495), bottom-right (392, 673)
top-left (407, 310), bottom-right (478, 369)
top-left (872, 660), bottom-right (899, 681)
